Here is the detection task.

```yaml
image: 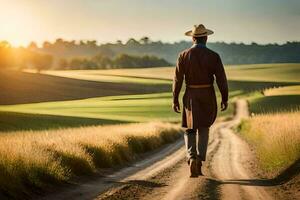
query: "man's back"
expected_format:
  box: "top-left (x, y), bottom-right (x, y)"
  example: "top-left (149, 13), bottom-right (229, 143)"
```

top-left (179, 45), bottom-right (224, 86)
top-left (173, 44), bottom-right (228, 108)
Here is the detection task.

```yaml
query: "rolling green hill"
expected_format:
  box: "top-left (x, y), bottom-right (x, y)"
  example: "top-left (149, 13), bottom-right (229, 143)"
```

top-left (43, 63), bottom-right (300, 83)
top-left (0, 70), bottom-right (169, 105)
top-left (248, 85), bottom-right (300, 114)
top-left (0, 63), bottom-right (299, 131)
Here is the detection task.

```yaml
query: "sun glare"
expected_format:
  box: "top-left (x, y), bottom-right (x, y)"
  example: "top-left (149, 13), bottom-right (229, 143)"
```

top-left (0, 2), bottom-right (36, 47)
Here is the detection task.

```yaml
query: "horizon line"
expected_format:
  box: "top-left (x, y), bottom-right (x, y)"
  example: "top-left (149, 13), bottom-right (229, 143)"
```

top-left (1, 38), bottom-right (299, 48)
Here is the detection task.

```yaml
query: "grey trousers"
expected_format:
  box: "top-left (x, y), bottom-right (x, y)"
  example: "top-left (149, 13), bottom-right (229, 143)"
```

top-left (184, 127), bottom-right (209, 162)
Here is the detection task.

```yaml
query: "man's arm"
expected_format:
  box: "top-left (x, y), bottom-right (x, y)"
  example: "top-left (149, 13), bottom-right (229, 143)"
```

top-left (215, 55), bottom-right (229, 111)
top-left (172, 53), bottom-right (184, 113)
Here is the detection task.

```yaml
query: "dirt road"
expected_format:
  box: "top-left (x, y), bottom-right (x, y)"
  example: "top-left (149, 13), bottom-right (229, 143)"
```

top-left (43, 99), bottom-right (273, 200)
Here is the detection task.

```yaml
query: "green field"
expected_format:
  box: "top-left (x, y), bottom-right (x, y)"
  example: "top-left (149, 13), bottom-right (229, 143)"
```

top-left (0, 93), bottom-right (176, 123)
top-left (248, 87), bottom-right (300, 114)
top-left (44, 63), bottom-right (300, 83)
top-left (42, 69), bottom-right (172, 84)
top-left (0, 63), bottom-right (300, 131)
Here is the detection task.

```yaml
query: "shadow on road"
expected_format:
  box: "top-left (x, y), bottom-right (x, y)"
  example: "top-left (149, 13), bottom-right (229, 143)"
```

top-left (105, 179), bottom-right (167, 188)
top-left (126, 180), bottom-right (167, 188)
top-left (209, 159), bottom-right (300, 188)
top-left (99, 180), bottom-right (167, 200)
top-left (198, 178), bottom-right (222, 200)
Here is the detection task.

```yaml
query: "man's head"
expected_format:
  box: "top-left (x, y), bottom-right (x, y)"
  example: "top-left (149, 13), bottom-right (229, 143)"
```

top-left (185, 24), bottom-right (213, 44)
top-left (192, 36), bottom-right (207, 44)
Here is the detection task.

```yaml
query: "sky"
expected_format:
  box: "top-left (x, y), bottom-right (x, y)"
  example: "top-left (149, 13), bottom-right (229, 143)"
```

top-left (0, 0), bottom-right (299, 47)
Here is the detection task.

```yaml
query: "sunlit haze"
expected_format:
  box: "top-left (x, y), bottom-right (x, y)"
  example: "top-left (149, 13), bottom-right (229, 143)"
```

top-left (0, 0), bottom-right (299, 47)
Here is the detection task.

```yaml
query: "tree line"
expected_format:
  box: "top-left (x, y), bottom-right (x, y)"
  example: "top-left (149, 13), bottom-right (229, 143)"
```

top-left (59, 54), bottom-right (171, 70)
top-left (0, 41), bottom-right (53, 72)
top-left (1, 38), bottom-right (300, 71)
top-left (0, 40), bottom-right (171, 71)
top-left (31, 37), bottom-right (300, 65)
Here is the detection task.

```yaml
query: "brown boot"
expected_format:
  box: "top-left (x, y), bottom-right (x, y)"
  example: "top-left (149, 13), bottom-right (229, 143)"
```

top-left (189, 158), bottom-right (198, 178)
top-left (197, 160), bottom-right (204, 176)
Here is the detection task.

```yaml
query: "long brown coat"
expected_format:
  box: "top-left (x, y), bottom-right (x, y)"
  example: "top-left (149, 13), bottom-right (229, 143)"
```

top-left (172, 44), bottom-right (228, 129)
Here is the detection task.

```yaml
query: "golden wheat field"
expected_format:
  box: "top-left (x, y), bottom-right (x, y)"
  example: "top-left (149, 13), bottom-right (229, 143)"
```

top-left (263, 85), bottom-right (300, 96)
top-left (0, 122), bottom-right (181, 198)
top-left (239, 111), bottom-right (300, 174)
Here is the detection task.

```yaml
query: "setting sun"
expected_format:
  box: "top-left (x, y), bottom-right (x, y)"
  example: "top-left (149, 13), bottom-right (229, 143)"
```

top-left (0, 2), bottom-right (37, 46)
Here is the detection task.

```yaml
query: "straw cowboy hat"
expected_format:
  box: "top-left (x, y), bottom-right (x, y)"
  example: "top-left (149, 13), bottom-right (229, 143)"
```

top-left (185, 24), bottom-right (214, 37)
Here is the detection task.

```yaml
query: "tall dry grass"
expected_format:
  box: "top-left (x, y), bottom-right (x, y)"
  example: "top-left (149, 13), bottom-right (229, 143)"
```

top-left (0, 122), bottom-right (181, 198)
top-left (238, 112), bottom-right (300, 174)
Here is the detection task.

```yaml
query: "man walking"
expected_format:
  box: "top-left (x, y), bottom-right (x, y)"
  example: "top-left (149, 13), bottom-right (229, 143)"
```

top-left (172, 24), bottom-right (228, 177)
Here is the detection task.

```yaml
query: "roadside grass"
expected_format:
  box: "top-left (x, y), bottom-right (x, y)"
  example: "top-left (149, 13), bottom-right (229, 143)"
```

top-left (237, 112), bottom-right (300, 175)
top-left (0, 122), bottom-right (182, 199)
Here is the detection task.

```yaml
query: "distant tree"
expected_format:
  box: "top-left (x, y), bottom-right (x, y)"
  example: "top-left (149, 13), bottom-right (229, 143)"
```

top-left (116, 40), bottom-right (123, 45)
top-left (113, 53), bottom-right (171, 68)
top-left (70, 40), bottom-right (76, 46)
top-left (0, 41), bottom-right (12, 69)
top-left (102, 57), bottom-right (113, 68)
top-left (126, 38), bottom-right (140, 46)
top-left (92, 54), bottom-right (113, 69)
top-left (0, 41), bottom-right (10, 48)
top-left (69, 58), bottom-right (83, 69)
top-left (69, 57), bottom-right (96, 70)
top-left (28, 42), bottom-right (38, 50)
top-left (87, 40), bottom-right (97, 48)
top-left (42, 41), bottom-right (51, 49)
top-left (79, 40), bottom-right (86, 46)
top-left (58, 58), bottom-right (69, 69)
top-left (30, 53), bottom-right (53, 72)
top-left (83, 58), bottom-right (98, 69)
top-left (114, 54), bottom-right (137, 68)
top-left (140, 36), bottom-right (150, 44)
top-left (14, 47), bottom-right (31, 70)
top-left (55, 38), bottom-right (64, 45)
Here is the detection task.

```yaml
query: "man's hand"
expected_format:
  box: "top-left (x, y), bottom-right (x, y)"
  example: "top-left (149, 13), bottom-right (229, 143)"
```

top-left (221, 101), bottom-right (228, 111)
top-left (172, 102), bottom-right (181, 113)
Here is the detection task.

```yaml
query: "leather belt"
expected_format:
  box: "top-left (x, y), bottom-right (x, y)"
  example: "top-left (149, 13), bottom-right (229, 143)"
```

top-left (187, 84), bottom-right (212, 89)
